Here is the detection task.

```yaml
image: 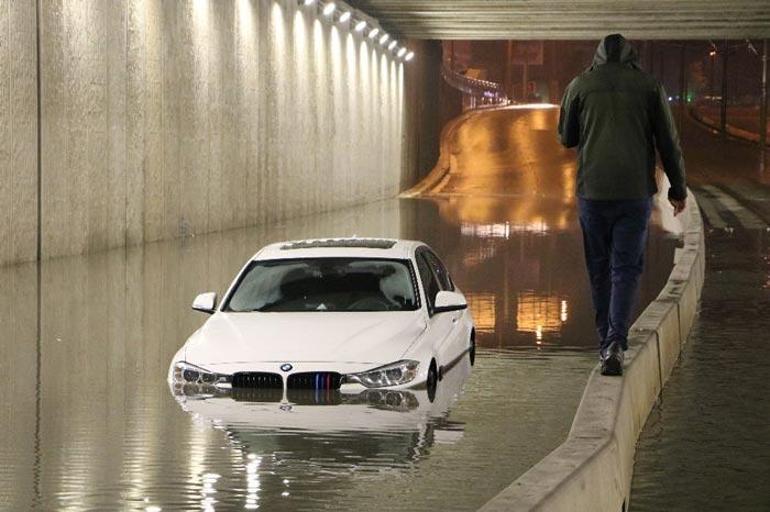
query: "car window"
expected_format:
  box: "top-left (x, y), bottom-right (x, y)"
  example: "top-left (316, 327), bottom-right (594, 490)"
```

top-left (424, 251), bottom-right (454, 291)
top-left (225, 258), bottom-right (419, 312)
top-left (416, 253), bottom-right (441, 310)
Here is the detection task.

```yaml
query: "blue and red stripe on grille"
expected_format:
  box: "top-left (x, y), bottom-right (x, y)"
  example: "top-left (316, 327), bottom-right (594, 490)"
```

top-left (286, 372), bottom-right (343, 390)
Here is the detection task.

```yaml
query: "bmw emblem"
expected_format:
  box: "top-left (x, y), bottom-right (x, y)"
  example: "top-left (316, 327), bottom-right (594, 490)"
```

top-left (280, 363), bottom-right (293, 372)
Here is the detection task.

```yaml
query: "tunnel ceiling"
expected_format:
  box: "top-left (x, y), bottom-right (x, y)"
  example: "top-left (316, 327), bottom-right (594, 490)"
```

top-left (349, 0), bottom-right (770, 39)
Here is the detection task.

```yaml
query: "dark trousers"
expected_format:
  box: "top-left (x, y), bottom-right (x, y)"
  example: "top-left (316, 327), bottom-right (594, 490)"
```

top-left (578, 197), bottom-right (652, 352)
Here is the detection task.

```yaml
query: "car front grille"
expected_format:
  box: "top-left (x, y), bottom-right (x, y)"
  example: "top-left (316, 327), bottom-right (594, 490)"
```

top-left (232, 372), bottom-right (283, 389)
top-left (286, 372), bottom-right (343, 390)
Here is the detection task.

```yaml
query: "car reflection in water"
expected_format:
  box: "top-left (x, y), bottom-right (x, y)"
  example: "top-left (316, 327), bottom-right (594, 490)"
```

top-left (172, 355), bottom-right (470, 433)
top-left (169, 356), bottom-right (472, 506)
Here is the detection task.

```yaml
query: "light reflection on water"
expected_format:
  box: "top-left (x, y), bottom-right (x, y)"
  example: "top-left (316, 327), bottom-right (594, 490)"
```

top-left (0, 106), bottom-right (682, 510)
top-left (0, 194), bottom-right (675, 510)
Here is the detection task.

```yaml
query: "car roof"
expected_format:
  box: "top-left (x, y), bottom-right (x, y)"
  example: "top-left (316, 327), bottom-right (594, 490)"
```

top-left (252, 238), bottom-right (426, 261)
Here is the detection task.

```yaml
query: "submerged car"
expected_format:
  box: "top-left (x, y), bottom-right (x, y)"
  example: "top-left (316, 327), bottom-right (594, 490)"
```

top-left (168, 238), bottom-right (475, 400)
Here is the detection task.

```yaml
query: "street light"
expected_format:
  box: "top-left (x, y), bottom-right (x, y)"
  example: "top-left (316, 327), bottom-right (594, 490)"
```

top-left (708, 42), bottom-right (717, 98)
top-left (293, 0), bottom-right (414, 62)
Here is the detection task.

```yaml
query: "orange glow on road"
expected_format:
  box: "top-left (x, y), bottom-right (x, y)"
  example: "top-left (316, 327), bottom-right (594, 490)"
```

top-left (417, 107), bottom-right (579, 229)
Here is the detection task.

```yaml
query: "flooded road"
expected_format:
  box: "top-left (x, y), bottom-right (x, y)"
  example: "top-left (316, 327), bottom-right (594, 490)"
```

top-left (0, 107), bottom-right (678, 510)
top-left (630, 116), bottom-right (770, 511)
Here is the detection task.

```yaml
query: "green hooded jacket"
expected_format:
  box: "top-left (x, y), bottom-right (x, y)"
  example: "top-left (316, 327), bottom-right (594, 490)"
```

top-left (558, 34), bottom-right (687, 201)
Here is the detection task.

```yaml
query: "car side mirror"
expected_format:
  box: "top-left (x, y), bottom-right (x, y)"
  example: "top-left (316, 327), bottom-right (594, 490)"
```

top-left (434, 291), bottom-right (468, 313)
top-left (192, 292), bottom-right (217, 314)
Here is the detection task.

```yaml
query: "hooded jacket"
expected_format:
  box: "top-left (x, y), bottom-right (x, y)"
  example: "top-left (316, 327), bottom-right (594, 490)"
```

top-left (558, 34), bottom-right (687, 200)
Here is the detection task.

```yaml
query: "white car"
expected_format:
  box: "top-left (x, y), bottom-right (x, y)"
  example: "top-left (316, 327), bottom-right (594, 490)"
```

top-left (168, 238), bottom-right (475, 400)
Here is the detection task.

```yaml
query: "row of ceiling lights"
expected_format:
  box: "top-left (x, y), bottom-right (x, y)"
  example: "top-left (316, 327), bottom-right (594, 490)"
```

top-left (299, 0), bottom-right (414, 61)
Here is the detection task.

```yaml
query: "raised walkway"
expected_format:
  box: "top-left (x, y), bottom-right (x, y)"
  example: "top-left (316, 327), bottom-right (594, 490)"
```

top-left (479, 194), bottom-right (704, 511)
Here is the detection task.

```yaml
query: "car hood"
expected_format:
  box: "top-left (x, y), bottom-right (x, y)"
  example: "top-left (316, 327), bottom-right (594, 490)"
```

top-left (185, 310), bottom-right (427, 366)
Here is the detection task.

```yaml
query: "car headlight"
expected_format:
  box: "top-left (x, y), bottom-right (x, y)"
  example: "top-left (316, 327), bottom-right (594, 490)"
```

top-left (172, 362), bottom-right (231, 386)
top-left (347, 360), bottom-right (420, 388)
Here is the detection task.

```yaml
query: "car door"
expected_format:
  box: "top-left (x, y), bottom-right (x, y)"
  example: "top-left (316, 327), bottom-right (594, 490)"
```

top-left (423, 250), bottom-right (468, 364)
top-left (416, 250), bottom-right (457, 374)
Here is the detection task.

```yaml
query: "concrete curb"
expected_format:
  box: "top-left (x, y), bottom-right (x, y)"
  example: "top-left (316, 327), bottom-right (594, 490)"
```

top-left (400, 104), bottom-right (535, 198)
top-left (478, 190), bottom-right (705, 512)
top-left (400, 109), bottom-right (478, 198)
top-left (690, 107), bottom-right (770, 148)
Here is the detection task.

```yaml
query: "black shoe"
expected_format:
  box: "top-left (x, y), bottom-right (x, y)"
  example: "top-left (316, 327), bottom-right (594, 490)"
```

top-left (600, 342), bottom-right (624, 376)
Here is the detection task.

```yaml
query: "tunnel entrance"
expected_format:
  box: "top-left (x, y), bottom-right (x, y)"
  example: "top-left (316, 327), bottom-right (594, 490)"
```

top-left (401, 37), bottom-right (768, 350)
top-left (412, 38), bottom-right (769, 196)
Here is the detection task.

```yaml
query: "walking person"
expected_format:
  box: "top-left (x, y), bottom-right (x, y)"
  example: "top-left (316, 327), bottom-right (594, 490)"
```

top-left (558, 34), bottom-right (687, 376)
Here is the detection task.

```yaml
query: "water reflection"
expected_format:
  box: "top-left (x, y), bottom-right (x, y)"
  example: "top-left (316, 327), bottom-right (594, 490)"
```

top-left (410, 106), bottom-right (679, 349)
top-left (416, 219), bottom-right (674, 349)
top-left (0, 104), bottom-right (682, 510)
top-left (516, 291), bottom-right (567, 345)
top-left (171, 356), bottom-right (471, 510)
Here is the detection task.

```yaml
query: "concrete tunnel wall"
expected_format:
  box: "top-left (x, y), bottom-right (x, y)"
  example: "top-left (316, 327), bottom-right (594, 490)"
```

top-left (1, 0), bottom-right (443, 267)
top-left (0, 1), bottom-right (38, 267)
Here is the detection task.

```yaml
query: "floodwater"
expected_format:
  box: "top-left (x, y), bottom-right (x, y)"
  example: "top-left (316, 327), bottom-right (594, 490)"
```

top-left (0, 107), bottom-right (679, 511)
top-left (630, 116), bottom-right (770, 511)
top-left (630, 229), bottom-right (770, 512)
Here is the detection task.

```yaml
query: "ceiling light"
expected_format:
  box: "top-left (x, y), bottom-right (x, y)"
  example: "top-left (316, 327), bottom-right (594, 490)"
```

top-left (354, 20), bottom-right (366, 32)
top-left (405, 51), bottom-right (414, 61)
top-left (397, 47), bottom-right (407, 58)
top-left (387, 40), bottom-right (397, 51)
top-left (322, 2), bottom-right (335, 16)
top-left (368, 28), bottom-right (380, 39)
top-left (304, 0), bottom-right (315, 5)
top-left (379, 33), bottom-right (389, 45)
top-left (339, 11), bottom-right (351, 22)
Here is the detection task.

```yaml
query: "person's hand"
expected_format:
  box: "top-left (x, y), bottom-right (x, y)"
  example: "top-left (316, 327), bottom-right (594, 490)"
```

top-left (669, 197), bottom-right (686, 216)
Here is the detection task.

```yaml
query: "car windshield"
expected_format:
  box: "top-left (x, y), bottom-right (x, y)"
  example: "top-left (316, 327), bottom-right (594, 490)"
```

top-left (225, 258), bottom-right (419, 312)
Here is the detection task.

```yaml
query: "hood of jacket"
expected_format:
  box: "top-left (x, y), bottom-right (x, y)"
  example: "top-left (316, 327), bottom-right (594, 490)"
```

top-left (591, 33), bottom-right (640, 70)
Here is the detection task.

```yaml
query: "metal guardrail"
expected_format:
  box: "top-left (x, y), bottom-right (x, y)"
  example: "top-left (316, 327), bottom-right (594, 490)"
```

top-left (441, 64), bottom-right (509, 111)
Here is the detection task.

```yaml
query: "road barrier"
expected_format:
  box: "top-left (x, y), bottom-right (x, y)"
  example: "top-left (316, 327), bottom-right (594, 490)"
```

top-left (690, 106), bottom-right (770, 147)
top-left (400, 109), bottom-right (476, 198)
top-left (479, 190), bottom-right (705, 512)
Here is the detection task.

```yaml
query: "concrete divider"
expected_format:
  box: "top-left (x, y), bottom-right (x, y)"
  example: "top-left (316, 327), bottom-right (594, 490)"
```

top-left (400, 109), bottom-right (478, 197)
top-left (479, 190), bottom-right (705, 512)
top-left (690, 107), bottom-right (769, 148)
